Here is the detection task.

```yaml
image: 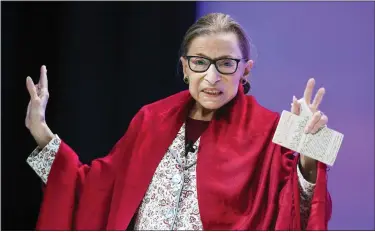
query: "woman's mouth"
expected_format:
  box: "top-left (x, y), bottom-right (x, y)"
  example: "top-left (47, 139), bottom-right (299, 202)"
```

top-left (202, 89), bottom-right (223, 96)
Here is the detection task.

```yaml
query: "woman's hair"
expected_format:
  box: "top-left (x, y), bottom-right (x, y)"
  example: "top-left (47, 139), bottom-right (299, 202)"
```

top-left (180, 13), bottom-right (252, 93)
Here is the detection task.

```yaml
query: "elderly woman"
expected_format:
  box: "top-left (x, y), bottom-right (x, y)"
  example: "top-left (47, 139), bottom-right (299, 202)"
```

top-left (25, 13), bottom-right (331, 230)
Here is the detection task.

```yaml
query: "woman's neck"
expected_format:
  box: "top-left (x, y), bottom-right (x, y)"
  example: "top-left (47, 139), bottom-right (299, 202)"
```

top-left (188, 102), bottom-right (216, 121)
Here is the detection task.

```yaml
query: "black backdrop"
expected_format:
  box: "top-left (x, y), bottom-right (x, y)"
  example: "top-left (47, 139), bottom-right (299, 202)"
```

top-left (1, 2), bottom-right (197, 230)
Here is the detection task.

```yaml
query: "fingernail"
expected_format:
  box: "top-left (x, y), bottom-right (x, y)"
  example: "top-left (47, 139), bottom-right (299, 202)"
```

top-left (304, 126), bottom-right (309, 133)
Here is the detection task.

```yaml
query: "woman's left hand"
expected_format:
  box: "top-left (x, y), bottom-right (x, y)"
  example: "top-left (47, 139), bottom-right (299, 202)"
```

top-left (290, 78), bottom-right (329, 182)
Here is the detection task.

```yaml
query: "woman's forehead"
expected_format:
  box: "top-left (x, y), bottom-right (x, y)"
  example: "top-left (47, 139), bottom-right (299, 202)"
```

top-left (188, 33), bottom-right (242, 58)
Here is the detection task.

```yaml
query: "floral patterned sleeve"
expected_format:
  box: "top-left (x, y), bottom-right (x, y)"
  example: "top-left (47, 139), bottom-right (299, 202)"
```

top-left (297, 164), bottom-right (316, 229)
top-left (26, 135), bottom-right (61, 184)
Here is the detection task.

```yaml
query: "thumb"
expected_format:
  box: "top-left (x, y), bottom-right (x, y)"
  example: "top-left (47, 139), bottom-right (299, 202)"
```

top-left (26, 76), bottom-right (38, 100)
top-left (291, 95), bottom-right (301, 115)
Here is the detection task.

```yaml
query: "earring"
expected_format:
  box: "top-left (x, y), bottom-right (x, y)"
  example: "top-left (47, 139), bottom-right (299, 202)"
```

top-left (183, 76), bottom-right (189, 84)
top-left (240, 77), bottom-right (248, 85)
top-left (241, 77), bottom-right (251, 94)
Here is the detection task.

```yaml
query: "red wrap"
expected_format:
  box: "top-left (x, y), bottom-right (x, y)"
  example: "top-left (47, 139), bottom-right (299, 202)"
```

top-left (36, 88), bottom-right (331, 230)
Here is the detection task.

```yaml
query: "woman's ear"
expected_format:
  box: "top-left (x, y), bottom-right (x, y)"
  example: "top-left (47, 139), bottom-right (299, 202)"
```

top-left (243, 59), bottom-right (254, 77)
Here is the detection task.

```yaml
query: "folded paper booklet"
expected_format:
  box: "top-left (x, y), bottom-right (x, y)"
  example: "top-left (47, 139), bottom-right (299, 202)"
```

top-left (272, 99), bottom-right (344, 166)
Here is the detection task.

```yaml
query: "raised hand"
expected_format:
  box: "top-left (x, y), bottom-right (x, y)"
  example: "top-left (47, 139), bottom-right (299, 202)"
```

top-left (290, 78), bottom-right (329, 182)
top-left (25, 65), bottom-right (54, 148)
top-left (291, 78), bottom-right (328, 134)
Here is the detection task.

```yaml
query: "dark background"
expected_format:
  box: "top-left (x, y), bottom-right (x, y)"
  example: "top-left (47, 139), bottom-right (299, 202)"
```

top-left (1, 2), bottom-right (197, 230)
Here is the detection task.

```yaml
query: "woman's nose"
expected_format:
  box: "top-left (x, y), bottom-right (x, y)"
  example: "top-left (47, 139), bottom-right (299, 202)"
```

top-left (204, 64), bottom-right (221, 84)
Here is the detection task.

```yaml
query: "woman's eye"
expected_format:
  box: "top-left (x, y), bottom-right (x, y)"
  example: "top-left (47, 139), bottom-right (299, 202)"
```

top-left (192, 58), bottom-right (208, 65)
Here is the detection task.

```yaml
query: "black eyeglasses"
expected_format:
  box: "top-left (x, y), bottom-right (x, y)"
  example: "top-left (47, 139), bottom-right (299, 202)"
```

top-left (185, 56), bottom-right (247, 75)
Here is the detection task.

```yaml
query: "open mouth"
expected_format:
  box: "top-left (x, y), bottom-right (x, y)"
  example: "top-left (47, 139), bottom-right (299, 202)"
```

top-left (202, 89), bottom-right (223, 96)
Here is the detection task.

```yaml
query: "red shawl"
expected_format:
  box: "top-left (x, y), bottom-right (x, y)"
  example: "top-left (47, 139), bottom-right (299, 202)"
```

top-left (36, 87), bottom-right (332, 230)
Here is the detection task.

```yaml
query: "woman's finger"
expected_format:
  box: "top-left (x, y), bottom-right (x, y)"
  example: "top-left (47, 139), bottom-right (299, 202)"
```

top-left (303, 78), bottom-right (315, 105)
top-left (311, 87), bottom-right (325, 112)
top-left (304, 110), bottom-right (323, 133)
top-left (26, 76), bottom-right (38, 100)
top-left (39, 65), bottom-right (48, 90)
top-left (311, 114), bottom-right (328, 134)
top-left (291, 95), bottom-right (301, 115)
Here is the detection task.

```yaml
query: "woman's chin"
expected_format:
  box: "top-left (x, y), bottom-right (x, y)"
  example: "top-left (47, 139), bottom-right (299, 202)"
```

top-left (199, 101), bottom-right (224, 111)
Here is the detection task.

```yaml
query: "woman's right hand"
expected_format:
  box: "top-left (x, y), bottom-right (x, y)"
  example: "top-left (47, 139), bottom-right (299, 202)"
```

top-left (25, 65), bottom-right (54, 148)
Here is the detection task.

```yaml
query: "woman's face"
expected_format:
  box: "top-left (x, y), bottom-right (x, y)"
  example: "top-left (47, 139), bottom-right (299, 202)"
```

top-left (181, 32), bottom-right (253, 111)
